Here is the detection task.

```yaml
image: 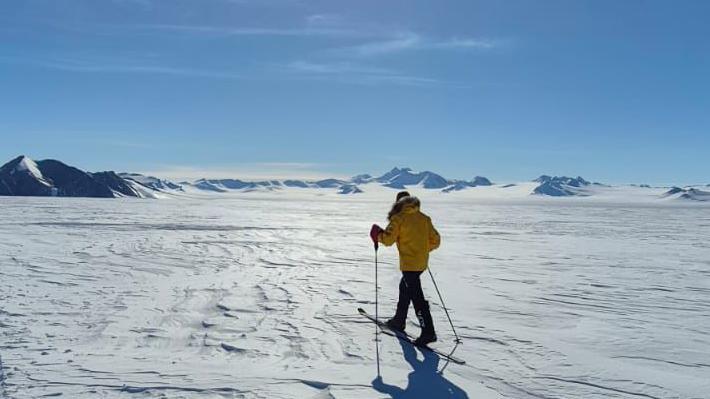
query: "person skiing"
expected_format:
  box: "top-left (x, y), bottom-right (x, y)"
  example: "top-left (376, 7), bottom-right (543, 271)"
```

top-left (370, 191), bottom-right (441, 346)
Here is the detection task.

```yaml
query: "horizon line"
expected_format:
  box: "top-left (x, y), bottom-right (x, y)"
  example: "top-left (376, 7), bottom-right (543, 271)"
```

top-left (1, 154), bottom-right (706, 188)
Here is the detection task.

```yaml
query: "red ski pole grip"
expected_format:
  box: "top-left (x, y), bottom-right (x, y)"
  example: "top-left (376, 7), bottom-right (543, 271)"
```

top-left (370, 224), bottom-right (381, 250)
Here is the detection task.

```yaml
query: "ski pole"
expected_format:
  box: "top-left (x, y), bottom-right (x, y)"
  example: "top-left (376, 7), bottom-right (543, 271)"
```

top-left (374, 246), bottom-right (381, 377)
top-left (439, 341), bottom-right (461, 374)
top-left (427, 267), bottom-right (461, 344)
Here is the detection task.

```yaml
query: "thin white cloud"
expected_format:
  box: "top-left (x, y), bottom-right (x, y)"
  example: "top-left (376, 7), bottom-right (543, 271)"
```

top-left (282, 60), bottom-right (443, 87)
top-left (305, 13), bottom-right (344, 27)
top-left (347, 32), bottom-right (423, 57)
top-left (136, 23), bottom-right (367, 38)
top-left (0, 55), bottom-right (243, 79)
top-left (286, 61), bottom-right (392, 75)
top-left (336, 32), bottom-right (497, 57)
top-left (140, 163), bottom-right (345, 181)
top-left (0, 54), bottom-right (447, 87)
top-left (129, 23), bottom-right (497, 51)
top-left (433, 37), bottom-right (497, 49)
top-left (1, 12), bottom-right (497, 87)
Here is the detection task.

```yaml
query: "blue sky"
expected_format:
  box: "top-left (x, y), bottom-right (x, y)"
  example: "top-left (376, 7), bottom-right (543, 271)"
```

top-left (0, 0), bottom-right (708, 184)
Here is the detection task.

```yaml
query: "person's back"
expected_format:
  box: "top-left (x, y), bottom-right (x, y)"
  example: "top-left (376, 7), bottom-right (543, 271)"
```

top-left (379, 196), bottom-right (440, 272)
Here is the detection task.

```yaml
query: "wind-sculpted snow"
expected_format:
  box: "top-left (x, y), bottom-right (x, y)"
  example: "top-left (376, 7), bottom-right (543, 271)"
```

top-left (0, 196), bottom-right (708, 398)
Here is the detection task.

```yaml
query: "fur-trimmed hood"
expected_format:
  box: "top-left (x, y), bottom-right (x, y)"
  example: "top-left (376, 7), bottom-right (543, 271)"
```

top-left (388, 195), bottom-right (421, 220)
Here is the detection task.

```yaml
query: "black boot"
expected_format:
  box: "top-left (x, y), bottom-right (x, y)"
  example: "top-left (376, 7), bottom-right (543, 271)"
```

top-left (413, 301), bottom-right (437, 347)
top-left (385, 302), bottom-right (408, 333)
top-left (385, 317), bottom-right (406, 333)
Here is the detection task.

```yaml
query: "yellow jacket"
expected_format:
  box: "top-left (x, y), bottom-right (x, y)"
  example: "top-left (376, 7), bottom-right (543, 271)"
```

top-left (378, 196), bottom-right (440, 271)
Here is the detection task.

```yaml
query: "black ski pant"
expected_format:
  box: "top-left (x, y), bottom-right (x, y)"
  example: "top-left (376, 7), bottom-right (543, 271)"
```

top-left (394, 271), bottom-right (427, 322)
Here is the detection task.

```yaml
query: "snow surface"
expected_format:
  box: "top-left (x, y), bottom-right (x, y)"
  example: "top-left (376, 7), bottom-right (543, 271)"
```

top-left (0, 194), bottom-right (708, 398)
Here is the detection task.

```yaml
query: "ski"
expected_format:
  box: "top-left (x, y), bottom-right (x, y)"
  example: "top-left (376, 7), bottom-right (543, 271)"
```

top-left (358, 307), bottom-right (466, 365)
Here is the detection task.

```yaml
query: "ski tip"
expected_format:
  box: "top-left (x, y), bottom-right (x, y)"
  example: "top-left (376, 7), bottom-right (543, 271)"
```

top-left (357, 307), bottom-right (366, 314)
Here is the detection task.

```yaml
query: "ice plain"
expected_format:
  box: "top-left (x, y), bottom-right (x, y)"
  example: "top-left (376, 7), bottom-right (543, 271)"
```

top-left (1, 191), bottom-right (709, 398)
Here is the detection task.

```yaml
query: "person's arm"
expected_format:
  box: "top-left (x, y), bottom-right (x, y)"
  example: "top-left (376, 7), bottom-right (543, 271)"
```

top-left (378, 215), bottom-right (401, 247)
top-left (428, 219), bottom-right (441, 251)
top-left (372, 376), bottom-right (404, 396)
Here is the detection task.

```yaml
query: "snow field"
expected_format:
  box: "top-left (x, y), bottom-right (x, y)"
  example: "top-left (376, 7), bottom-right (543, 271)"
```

top-left (0, 195), bottom-right (708, 398)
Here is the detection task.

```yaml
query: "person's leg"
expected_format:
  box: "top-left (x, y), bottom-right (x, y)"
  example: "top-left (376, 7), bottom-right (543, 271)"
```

top-left (404, 271), bottom-right (437, 345)
top-left (386, 274), bottom-right (410, 331)
top-left (403, 271), bottom-right (425, 311)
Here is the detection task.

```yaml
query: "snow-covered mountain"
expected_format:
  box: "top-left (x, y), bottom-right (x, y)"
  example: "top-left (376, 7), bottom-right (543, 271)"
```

top-left (2, 156), bottom-right (706, 203)
top-left (91, 171), bottom-right (145, 197)
top-left (338, 184), bottom-right (363, 194)
top-left (348, 167), bottom-right (493, 192)
top-left (373, 167), bottom-right (450, 189)
top-left (119, 173), bottom-right (183, 192)
top-left (442, 176), bottom-right (493, 193)
top-left (314, 178), bottom-right (348, 189)
top-left (351, 174), bottom-right (373, 184)
top-left (176, 167), bottom-right (494, 195)
top-left (0, 155), bottom-right (54, 196)
top-left (190, 178), bottom-right (282, 192)
top-left (662, 187), bottom-right (710, 202)
top-left (532, 175), bottom-right (592, 197)
top-left (0, 155), bottom-right (153, 198)
top-left (282, 179), bottom-right (310, 188)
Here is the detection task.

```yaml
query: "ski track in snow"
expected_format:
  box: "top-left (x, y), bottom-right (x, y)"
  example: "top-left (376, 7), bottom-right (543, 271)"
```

top-left (0, 196), bottom-right (709, 398)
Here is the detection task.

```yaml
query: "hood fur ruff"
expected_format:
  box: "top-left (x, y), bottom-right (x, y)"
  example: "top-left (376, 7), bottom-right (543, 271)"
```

top-left (388, 196), bottom-right (420, 220)
top-left (398, 195), bottom-right (420, 208)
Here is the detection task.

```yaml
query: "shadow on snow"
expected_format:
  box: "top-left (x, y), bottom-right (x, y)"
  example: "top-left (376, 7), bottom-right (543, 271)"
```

top-left (372, 339), bottom-right (468, 398)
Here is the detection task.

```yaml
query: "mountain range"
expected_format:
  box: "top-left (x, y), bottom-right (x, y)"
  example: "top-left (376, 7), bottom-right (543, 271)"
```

top-left (0, 155), bottom-right (707, 201)
top-left (0, 156), bottom-right (149, 198)
top-left (662, 187), bottom-right (710, 202)
top-left (188, 167), bottom-right (493, 194)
